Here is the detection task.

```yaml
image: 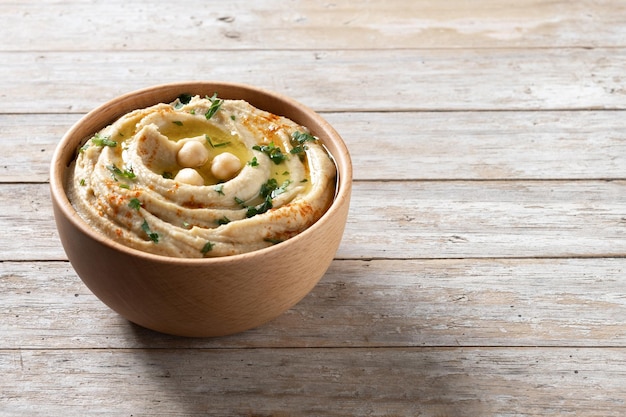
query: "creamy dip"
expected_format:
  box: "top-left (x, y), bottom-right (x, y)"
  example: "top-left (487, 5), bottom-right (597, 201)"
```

top-left (67, 94), bottom-right (337, 257)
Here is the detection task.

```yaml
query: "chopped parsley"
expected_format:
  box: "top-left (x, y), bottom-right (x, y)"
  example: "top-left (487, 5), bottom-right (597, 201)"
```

top-left (261, 178), bottom-right (291, 199)
top-left (290, 131), bottom-right (317, 156)
top-left (234, 178), bottom-right (291, 218)
top-left (128, 198), bottom-right (142, 210)
top-left (205, 134), bottom-right (231, 148)
top-left (91, 133), bottom-right (117, 148)
top-left (162, 171), bottom-right (174, 179)
top-left (201, 241), bottom-right (215, 254)
top-left (178, 93), bottom-right (193, 105)
top-left (247, 157), bottom-right (259, 167)
top-left (172, 121), bottom-right (183, 126)
top-left (79, 178), bottom-right (86, 186)
top-left (252, 142), bottom-right (287, 165)
top-left (246, 197), bottom-right (272, 218)
top-left (106, 164), bottom-right (136, 181)
top-left (141, 220), bottom-right (159, 243)
top-left (205, 92), bottom-right (223, 119)
top-left (214, 184), bottom-right (225, 195)
top-left (216, 216), bottom-right (230, 225)
top-left (230, 114), bottom-right (236, 121)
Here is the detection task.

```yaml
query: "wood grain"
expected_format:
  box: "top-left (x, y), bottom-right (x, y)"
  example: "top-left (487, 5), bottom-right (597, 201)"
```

top-left (3, 48), bottom-right (626, 113)
top-left (2, 347), bottom-right (625, 416)
top-left (3, 258), bottom-right (626, 350)
top-left (4, 0), bottom-right (626, 51)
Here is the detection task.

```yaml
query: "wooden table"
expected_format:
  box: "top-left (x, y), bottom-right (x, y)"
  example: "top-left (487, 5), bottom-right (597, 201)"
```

top-left (2, 1), bottom-right (626, 415)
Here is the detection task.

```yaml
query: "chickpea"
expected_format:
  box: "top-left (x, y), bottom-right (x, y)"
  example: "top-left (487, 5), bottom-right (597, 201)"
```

top-left (174, 168), bottom-right (204, 186)
top-left (177, 141), bottom-right (209, 168)
top-left (211, 152), bottom-right (242, 181)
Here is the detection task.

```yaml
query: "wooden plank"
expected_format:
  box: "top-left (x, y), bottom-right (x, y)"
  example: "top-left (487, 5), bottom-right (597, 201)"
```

top-left (3, 0), bottom-right (626, 51)
top-left (4, 111), bottom-right (626, 183)
top-left (3, 48), bottom-right (626, 113)
top-left (1, 347), bottom-right (625, 416)
top-left (5, 180), bottom-right (624, 261)
top-left (3, 258), bottom-right (626, 349)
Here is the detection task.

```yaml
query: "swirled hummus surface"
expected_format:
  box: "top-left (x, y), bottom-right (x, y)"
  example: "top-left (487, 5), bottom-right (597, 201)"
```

top-left (67, 94), bottom-right (337, 257)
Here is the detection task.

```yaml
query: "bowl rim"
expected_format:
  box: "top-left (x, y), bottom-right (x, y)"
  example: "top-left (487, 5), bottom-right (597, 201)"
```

top-left (50, 81), bottom-right (352, 265)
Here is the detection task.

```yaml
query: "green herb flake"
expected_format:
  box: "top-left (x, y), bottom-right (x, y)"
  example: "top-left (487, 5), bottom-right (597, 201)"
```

top-left (162, 171), bottom-right (174, 179)
top-left (172, 121), bottom-right (183, 126)
top-left (174, 93), bottom-right (193, 109)
top-left (290, 131), bottom-right (317, 155)
top-left (141, 220), bottom-right (159, 243)
top-left (216, 216), bottom-right (230, 225)
top-left (182, 221), bottom-right (191, 229)
top-left (107, 164), bottom-right (136, 181)
top-left (205, 92), bottom-right (223, 120)
top-left (252, 142), bottom-right (287, 165)
top-left (264, 237), bottom-right (284, 245)
top-left (128, 198), bottom-right (142, 211)
top-left (178, 93), bottom-right (193, 104)
top-left (201, 241), bottom-right (215, 254)
top-left (230, 114), bottom-right (236, 121)
top-left (214, 184), bottom-right (225, 195)
top-left (119, 183), bottom-right (130, 189)
top-left (247, 157), bottom-right (259, 167)
top-left (91, 133), bottom-right (117, 148)
top-left (205, 134), bottom-right (230, 148)
top-left (79, 178), bottom-right (86, 186)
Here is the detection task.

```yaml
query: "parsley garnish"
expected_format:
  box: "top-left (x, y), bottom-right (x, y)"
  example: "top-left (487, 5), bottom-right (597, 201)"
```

top-left (216, 216), bottom-right (230, 225)
top-left (205, 93), bottom-right (223, 119)
top-left (205, 134), bottom-right (231, 148)
top-left (247, 157), bottom-right (259, 167)
top-left (290, 131), bottom-right (317, 156)
top-left (91, 133), bottom-right (117, 148)
top-left (141, 220), bottom-right (159, 243)
top-left (214, 184), bottom-right (225, 195)
top-left (107, 164), bottom-right (136, 181)
top-left (246, 197), bottom-right (273, 218)
top-left (201, 241), bottom-right (215, 254)
top-left (235, 178), bottom-right (291, 218)
top-left (252, 142), bottom-right (287, 165)
top-left (79, 178), bottom-right (86, 186)
top-left (178, 93), bottom-right (193, 104)
top-left (162, 171), bottom-right (174, 179)
top-left (128, 198), bottom-right (142, 210)
top-left (172, 121), bottom-right (183, 126)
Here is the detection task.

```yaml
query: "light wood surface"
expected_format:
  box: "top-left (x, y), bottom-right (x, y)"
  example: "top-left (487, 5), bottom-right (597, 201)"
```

top-left (2, 1), bottom-right (626, 415)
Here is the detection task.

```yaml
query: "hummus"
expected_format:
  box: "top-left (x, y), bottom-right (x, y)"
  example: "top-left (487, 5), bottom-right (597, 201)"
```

top-left (67, 94), bottom-right (337, 258)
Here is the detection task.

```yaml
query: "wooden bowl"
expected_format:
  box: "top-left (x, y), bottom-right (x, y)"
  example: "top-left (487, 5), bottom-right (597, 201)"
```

top-left (49, 81), bottom-right (352, 337)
